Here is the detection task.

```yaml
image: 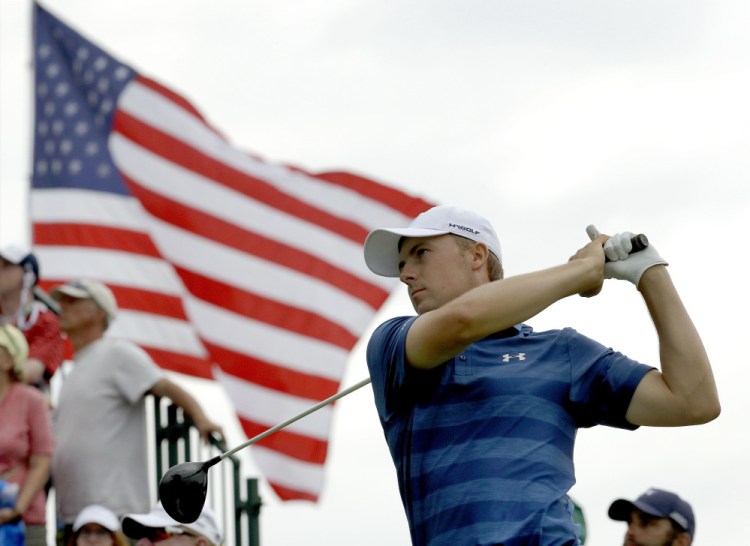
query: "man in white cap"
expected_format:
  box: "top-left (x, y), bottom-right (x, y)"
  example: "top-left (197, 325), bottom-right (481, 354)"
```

top-left (363, 205), bottom-right (720, 546)
top-left (0, 244), bottom-right (66, 390)
top-left (122, 503), bottom-right (223, 546)
top-left (50, 279), bottom-right (224, 542)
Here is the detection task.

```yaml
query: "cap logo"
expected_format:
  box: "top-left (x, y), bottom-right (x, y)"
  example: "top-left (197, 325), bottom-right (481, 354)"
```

top-left (449, 223), bottom-right (480, 235)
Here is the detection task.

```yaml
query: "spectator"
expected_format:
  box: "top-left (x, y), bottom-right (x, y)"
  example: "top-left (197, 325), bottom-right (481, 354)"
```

top-left (50, 279), bottom-right (223, 540)
top-left (68, 504), bottom-right (129, 546)
top-left (608, 488), bottom-right (694, 546)
top-left (0, 245), bottom-right (66, 392)
top-left (0, 324), bottom-right (54, 546)
top-left (122, 502), bottom-right (223, 546)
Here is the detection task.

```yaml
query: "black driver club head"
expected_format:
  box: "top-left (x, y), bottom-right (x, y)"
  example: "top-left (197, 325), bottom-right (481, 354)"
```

top-left (158, 457), bottom-right (220, 523)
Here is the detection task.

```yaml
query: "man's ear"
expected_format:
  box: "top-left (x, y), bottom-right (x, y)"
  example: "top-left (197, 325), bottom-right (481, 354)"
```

top-left (675, 531), bottom-right (692, 546)
top-left (470, 242), bottom-right (490, 272)
top-left (471, 242), bottom-right (490, 277)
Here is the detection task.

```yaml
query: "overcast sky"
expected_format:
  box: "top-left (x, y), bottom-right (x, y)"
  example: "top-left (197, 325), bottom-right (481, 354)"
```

top-left (2, 1), bottom-right (749, 544)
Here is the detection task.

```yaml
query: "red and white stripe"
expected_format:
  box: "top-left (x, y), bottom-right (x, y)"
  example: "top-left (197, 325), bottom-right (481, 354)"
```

top-left (32, 74), bottom-right (431, 500)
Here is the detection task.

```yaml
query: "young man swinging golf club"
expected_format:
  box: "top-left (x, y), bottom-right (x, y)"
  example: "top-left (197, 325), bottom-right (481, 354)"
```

top-left (363, 205), bottom-right (719, 546)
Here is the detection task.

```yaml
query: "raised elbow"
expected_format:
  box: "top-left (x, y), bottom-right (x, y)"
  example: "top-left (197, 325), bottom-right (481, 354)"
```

top-left (694, 399), bottom-right (721, 424)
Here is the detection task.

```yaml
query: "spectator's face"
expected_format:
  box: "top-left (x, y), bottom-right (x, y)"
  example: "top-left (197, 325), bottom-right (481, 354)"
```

top-left (0, 258), bottom-right (23, 296)
top-left (624, 510), bottom-right (685, 546)
top-left (57, 294), bottom-right (104, 334)
top-left (76, 524), bottom-right (114, 546)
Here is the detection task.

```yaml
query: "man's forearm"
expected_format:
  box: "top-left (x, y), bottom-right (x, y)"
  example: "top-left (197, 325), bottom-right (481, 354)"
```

top-left (156, 380), bottom-right (210, 425)
top-left (407, 256), bottom-right (604, 369)
top-left (639, 266), bottom-right (720, 423)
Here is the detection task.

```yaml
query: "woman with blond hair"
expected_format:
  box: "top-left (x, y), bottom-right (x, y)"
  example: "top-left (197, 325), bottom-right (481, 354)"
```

top-left (0, 323), bottom-right (54, 546)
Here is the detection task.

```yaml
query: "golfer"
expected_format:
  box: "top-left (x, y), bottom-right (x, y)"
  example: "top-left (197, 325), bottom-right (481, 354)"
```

top-left (363, 205), bottom-right (719, 546)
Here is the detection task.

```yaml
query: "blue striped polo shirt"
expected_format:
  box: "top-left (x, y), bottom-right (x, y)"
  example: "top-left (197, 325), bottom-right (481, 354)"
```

top-left (366, 318), bottom-right (653, 546)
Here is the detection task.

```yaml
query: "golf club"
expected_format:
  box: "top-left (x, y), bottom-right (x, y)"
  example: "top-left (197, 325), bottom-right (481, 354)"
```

top-left (159, 377), bottom-right (372, 523)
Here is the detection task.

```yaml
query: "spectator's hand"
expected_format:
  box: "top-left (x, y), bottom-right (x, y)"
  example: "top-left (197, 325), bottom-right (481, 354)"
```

top-left (602, 231), bottom-right (668, 288)
top-left (0, 507), bottom-right (21, 524)
top-left (195, 418), bottom-right (224, 443)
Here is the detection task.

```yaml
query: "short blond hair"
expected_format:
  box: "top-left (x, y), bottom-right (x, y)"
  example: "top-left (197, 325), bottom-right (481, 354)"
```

top-left (453, 235), bottom-right (504, 281)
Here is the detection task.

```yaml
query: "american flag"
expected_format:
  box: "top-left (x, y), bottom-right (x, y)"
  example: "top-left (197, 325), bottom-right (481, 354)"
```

top-left (31, 3), bottom-right (431, 501)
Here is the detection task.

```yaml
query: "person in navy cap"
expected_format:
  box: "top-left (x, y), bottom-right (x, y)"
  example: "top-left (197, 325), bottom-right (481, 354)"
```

top-left (608, 487), bottom-right (695, 546)
top-left (0, 245), bottom-right (66, 392)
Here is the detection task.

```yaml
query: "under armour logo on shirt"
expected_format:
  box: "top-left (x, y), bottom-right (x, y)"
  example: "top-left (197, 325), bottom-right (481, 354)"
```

top-left (502, 353), bottom-right (526, 362)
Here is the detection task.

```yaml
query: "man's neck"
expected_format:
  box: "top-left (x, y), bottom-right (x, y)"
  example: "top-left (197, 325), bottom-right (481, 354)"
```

top-left (68, 329), bottom-right (105, 353)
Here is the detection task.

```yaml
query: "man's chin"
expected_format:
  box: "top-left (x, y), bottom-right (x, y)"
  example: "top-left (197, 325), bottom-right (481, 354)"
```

top-left (414, 302), bottom-right (437, 315)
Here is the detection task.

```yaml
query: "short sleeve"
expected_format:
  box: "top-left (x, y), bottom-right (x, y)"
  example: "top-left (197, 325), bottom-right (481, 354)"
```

top-left (25, 306), bottom-right (67, 377)
top-left (565, 328), bottom-right (654, 429)
top-left (366, 316), bottom-right (418, 422)
top-left (109, 341), bottom-right (165, 403)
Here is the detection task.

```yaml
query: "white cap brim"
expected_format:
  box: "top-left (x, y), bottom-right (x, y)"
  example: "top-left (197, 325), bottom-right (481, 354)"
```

top-left (50, 285), bottom-right (90, 300)
top-left (73, 505), bottom-right (120, 532)
top-left (0, 245), bottom-right (31, 265)
top-left (122, 503), bottom-right (222, 546)
top-left (364, 227), bottom-right (451, 277)
top-left (122, 511), bottom-right (176, 531)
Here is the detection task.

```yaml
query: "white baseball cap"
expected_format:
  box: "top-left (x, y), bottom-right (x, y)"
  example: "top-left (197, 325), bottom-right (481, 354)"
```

top-left (122, 503), bottom-right (223, 546)
top-left (51, 279), bottom-right (118, 325)
top-left (0, 244), bottom-right (40, 284)
top-left (73, 504), bottom-right (120, 532)
top-left (364, 205), bottom-right (502, 277)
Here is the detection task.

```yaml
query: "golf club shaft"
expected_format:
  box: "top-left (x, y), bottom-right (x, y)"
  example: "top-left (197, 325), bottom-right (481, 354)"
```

top-left (220, 377), bottom-right (372, 461)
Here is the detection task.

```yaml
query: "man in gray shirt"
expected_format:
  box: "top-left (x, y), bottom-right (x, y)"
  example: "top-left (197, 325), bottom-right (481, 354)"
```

top-left (50, 279), bottom-right (223, 538)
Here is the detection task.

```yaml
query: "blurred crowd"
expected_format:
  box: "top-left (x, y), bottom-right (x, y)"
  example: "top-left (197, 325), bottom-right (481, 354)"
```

top-left (0, 241), bottom-right (703, 546)
top-left (0, 245), bottom-right (223, 546)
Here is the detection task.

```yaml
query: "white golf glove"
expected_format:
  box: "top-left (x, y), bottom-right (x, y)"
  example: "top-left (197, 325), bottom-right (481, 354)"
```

top-left (588, 226), bottom-right (668, 288)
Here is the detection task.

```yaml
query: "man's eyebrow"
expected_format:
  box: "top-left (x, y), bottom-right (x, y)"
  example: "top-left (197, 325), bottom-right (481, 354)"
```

top-left (397, 240), bottom-right (424, 273)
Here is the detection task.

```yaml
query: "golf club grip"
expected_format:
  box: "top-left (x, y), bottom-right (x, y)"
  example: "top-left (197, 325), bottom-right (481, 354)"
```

top-left (605, 233), bottom-right (649, 262)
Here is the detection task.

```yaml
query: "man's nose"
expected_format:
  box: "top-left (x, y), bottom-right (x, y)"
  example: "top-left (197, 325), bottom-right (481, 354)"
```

top-left (399, 262), bottom-right (416, 283)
